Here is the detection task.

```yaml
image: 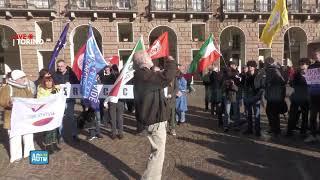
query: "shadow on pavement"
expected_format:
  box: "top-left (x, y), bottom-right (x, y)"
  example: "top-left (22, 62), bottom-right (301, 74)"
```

top-left (176, 165), bottom-right (227, 180)
top-left (66, 139), bottom-right (141, 180)
top-left (178, 130), bottom-right (320, 180)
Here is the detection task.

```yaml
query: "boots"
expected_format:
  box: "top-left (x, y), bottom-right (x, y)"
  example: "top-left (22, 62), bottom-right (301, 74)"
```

top-left (44, 144), bottom-right (54, 154)
top-left (52, 143), bottom-right (61, 152)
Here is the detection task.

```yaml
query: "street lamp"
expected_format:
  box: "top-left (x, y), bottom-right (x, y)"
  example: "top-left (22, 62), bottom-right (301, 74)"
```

top-left (1, 29), bottom-right (9, 50)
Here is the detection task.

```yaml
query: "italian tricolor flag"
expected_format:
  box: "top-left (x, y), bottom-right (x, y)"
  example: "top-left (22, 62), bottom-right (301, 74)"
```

top-left (107, 36), bottom-right (145, 103)
top-left (188, 34), bottom-right (221, 73)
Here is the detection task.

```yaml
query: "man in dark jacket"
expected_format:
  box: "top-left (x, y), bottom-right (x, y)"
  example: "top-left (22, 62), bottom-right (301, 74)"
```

top-left (133, 51), bottom-right (176, 180)
top-left (305, 49), bottom-right (320, 143)
top-left (222, 62), bottom-right (241, 132)
top-left (203, 67), bottom-right (212, 111)
top-left (287, 58), bottom-right (310, 137)
top-left (52, 59), bottom-right (80, 142)
top-left (264, 57), bottom-right (286, 136)
top-left (243, 61), bottom-right (261, 137)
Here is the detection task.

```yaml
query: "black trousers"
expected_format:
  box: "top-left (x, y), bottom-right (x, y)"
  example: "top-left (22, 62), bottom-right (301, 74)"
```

top-left (266, 102), bottom-right (281, 134)
top-left (287, 101), bottom-right (309, 134)
top-left (309, 102), bottom-right (320, 136)
top-left (108, 101), bottom-right (124, 135)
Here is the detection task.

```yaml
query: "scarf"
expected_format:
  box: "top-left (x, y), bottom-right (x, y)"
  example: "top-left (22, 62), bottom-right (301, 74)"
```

top-left (7, 78), bottom-right (27, 89)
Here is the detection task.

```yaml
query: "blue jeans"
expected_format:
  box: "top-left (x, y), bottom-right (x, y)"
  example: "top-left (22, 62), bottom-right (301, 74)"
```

top-left (246, 101), bottom-right (261, 132)
top-left (176, 111), bottom-right (186, 123)
top-left (223, 99), bottom-right (240, 128)
top-left (59, 100), bottom-right (77, 138)
top-left (89, 111), bottom-right (101, 137)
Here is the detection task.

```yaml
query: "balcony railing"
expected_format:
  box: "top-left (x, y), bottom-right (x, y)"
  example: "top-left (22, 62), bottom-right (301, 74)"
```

top-left (222, 0), bottom-right (319, 14)
top-left (0, 0), bottom-right (55, 9)
top-left (68, 0), bottom-right (137, 11)
top-left (0, 0), bottom-right (5, 8)
top-left (149, 0), bottom-right (212, 13)
top-left (27, 0), bottom-right (55, 9)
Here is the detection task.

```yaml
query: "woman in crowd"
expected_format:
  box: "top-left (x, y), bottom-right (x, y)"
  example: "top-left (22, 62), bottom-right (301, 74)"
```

top-left (0, 70), bottom-right (34, 163)
top-left (176, 70), bottom-right (188, 125)
top-left (286, 58), bottom-right (310, 137)
top-left (37, 73), bottom-right (61, 153)
top-left (106, 64), bottom-right (125, 139)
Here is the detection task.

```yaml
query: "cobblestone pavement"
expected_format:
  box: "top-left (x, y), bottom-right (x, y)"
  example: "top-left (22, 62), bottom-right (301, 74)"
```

top-left (1, 100), bottom-right (320, 180)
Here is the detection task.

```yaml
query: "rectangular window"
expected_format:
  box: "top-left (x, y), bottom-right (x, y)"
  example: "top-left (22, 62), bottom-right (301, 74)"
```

top-left (118, 50), bottom-right (132, 65)
top-left (35, 21), bottom-right (53, 43)
top-left (258, 48), bottom-right (272, 62)
top-left (191, 0), bottom-right (202, 11)
top-left (117, 0), bottom-right (130, 9)
top-left (258, 24), bottom-right (266, 39)
top-left (287, 0), bottom-right (301, 12)
top-left (38, 51), bottom-right (53, 70)
top-left (27, 0), bottom-right (50, 8)
top-left (154, 0), bottom-right (167, 10)
top-left (0, 0), bottom-right (5, 8)
top-left (118, 23), bottom-right (133, 42)
top-left (232, 34), bottom-right (240, 50)
top-left (192, 49), bottom-right (200, 59)
top-left (76, 0), bottom-right (90, 9)
top-left (226, 0), bottom-right (237, 11)
top-left (192, 24), bottom-right (205, 42)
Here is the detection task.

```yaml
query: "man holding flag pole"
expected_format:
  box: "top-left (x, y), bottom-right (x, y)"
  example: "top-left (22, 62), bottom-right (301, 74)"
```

top-left (80, 23), bottom-right (108, 140)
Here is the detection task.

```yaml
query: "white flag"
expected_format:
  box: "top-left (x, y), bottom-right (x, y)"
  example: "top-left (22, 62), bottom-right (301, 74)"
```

top-left (10, 93), bottom-right (66, 138)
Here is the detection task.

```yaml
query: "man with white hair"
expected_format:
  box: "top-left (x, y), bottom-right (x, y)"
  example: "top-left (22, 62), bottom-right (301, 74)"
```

top-left (133, 51), bottom-right (177, 180)
top-left (0, 70), bottom-right (34, 163)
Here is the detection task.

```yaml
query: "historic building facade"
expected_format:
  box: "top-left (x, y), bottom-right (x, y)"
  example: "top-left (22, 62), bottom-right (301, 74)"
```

top-left (0, 0), bottom-right (319, 79)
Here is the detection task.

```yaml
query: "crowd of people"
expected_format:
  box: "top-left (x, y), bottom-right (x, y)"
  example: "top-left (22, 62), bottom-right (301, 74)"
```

top-left (0, 48), bottom-right (319, 179)
top-left (203, 48), bottom-right (320, 143)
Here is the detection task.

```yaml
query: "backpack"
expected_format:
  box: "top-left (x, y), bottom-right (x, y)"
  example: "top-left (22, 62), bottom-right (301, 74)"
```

top-left (254, 68), bottom-right (266, 90)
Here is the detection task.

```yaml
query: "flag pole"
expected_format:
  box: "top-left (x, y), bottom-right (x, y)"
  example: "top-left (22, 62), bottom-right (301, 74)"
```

top-left (287, 28), bottom-right (292, 66)
top-left (212, 33), bottom-right (228, 70)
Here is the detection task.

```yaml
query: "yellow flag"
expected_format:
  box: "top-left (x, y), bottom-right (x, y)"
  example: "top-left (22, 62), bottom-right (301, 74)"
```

top-left (260, 0), bottom-right (289, 47)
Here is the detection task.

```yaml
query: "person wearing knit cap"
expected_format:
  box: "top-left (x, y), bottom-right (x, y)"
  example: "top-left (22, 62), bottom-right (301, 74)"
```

top-left (0, 70), bottom-right (34, 163)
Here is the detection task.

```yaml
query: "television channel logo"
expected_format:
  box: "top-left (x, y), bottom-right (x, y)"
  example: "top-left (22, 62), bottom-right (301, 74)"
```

top-left (30, 150), bottom-right (49, 165)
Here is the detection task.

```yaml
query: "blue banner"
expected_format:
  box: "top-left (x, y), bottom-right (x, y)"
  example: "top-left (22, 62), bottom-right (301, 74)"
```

top-left (80, 25), bottom-right (107, 110)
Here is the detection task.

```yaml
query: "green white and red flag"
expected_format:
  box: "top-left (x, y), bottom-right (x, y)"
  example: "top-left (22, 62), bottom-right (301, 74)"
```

top-left (188, 34), bottom-right (221, 73)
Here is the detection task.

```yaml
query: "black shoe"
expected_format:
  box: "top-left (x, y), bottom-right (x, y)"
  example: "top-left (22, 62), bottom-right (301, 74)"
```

top-left (255, 132), bottom-right (261, 137)
top-left (72, 136), bottom-right (80, 142)
top-left (52, 143), bottom-right (61, 152)
top-left (243, 130), bottom-right (253, 135)
top-left (118, 133), bottom-right (124, 139)
top-left (45, 145), bottom-right (54, 154)
top-left (137, 129), bottom-right (148, 137)
top-left (58, 136), bottom-right (65, 144)
top-left (286, 131), bottom-right (293, 137)
top-left (111, 133), bottom-right (117, 140)
top-left (96, 134), bottom-right (103, 139)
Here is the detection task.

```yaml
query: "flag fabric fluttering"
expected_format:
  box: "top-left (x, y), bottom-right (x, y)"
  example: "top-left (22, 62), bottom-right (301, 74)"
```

top-left (72, 43), bottom-right (86, 80)
top-left (107, 37), bottom-right (145, 103)
top-left (188, 34), bottom-right (221, 73)
top-left (48, 22), bottom-right (69, 70)
top-left (106, 55), bottom-right (120, 66)
top-left (80, 25), bottom-right (108, 110)
top-left (147, 32), bottom-right (169, 60)
top-left (260, 0), bottom-right (288, 47)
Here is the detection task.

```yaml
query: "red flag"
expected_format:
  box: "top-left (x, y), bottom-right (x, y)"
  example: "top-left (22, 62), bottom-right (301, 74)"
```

top-left (72, 44), bottom-right (86, 80)
top-left (106, 56), bottom-right (119, 66)
top-left (147, 32), bottom-right (169, 60)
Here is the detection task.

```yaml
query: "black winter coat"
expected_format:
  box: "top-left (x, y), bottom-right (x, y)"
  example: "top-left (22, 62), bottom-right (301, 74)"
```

top-left (52, 66), bottom-right (79, 85)
top-left (134, 61), bottom-right (177, 127)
